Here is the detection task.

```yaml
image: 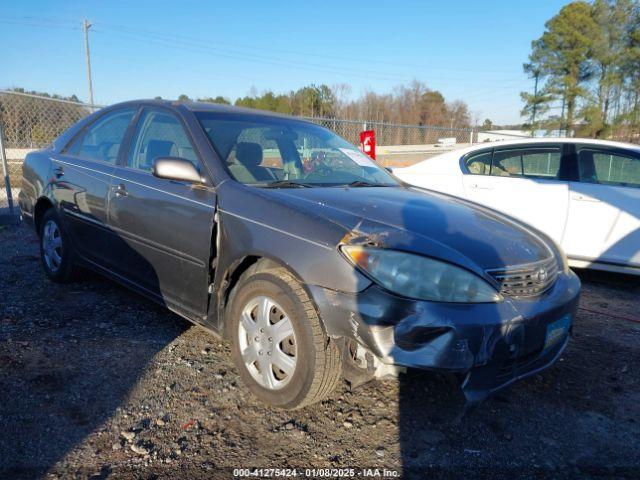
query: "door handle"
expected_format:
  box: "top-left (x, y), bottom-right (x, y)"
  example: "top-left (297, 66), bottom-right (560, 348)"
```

top-left (112, 183), bottom-right (127, 197)
top-left (571, 193), bottom-right (600, 202)
top-left (470, 182), bottom-right (493, 190)
top-left (53, 166), bottom-right (64, 178)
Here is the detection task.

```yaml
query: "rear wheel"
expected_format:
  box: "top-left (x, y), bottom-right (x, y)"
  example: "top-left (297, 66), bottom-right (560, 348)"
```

top-left (228, 266), bottom-right (342, 409)
top-left (39, 208), bottom-right (81, 283)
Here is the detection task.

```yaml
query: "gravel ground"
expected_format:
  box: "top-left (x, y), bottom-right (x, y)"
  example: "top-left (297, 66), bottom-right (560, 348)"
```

top-left (1, 223), bottom-right (639, 479)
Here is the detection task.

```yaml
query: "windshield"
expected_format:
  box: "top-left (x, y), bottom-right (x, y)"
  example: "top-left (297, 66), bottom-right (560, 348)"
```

top-left (196, 112), bottom-right (398, 187)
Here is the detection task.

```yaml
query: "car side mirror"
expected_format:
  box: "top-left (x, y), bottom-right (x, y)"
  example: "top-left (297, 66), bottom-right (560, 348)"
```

top-left (152, 157), bottom-right (204, 184)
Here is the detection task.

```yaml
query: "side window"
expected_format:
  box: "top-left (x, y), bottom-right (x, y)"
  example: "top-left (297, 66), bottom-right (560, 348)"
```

top-left (127, 110), bottom-right (199, 172)
top-left (66, 109), bottom-right (136, 164)
top-left (492, 148), bottom-right (561, 179)
top-left (578, 148), bottom-right (640, 188)
top-left (491, 149), bottom-right (523, 177)
top-left (464, 151), bottom-right (492, 175)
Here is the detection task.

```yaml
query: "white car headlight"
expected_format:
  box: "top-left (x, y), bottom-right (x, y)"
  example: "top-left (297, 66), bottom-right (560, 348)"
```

top-left (341, 246), bottom-right (502, 303)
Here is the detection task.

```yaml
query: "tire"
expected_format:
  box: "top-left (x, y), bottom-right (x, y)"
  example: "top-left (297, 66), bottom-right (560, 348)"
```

top-left (228, 266), bottom-right (342, 409)
top-left (39, 208), bottom-right (81, 283)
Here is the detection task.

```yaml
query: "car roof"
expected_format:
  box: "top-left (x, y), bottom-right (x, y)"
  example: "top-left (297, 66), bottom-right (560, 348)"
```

top-left (107, 99), bottom-right (303, 121)
top-left (455, 137), bottom-right (640, 154)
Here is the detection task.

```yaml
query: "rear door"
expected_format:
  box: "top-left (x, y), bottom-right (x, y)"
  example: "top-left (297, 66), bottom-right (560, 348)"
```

top-left (461, 144), bottom-right (570, 242)
top-left (562, 145), bottom-right (640, 267)
top-left (107, 107), bottom-right (216, 319)
top-left (53, 108), bottom-right (137, 266)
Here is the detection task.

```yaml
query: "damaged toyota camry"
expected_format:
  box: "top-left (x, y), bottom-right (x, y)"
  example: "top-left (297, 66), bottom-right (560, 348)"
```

top-left (19, 100), bottom-right (581, 409)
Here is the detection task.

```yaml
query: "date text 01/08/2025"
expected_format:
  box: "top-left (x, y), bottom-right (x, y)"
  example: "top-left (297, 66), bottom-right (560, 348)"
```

top-left (232, 467), bottom-right (400, 477)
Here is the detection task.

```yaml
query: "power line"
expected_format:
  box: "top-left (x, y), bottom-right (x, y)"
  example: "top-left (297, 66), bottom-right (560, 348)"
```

top-left (93, 21), bottom-right (524, 77)
top-left (2, 16), bottom-right (528, 85)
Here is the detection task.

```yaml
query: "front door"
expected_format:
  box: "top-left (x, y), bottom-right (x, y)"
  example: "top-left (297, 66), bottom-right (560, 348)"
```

top-left (563, 145), bottom-right (640, 267)
top-left (107, 108), bottom-right (216, 319)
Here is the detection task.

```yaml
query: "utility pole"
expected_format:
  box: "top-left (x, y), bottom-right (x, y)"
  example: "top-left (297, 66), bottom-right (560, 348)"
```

top-left (83, 19), bottom-right (94, 106)
top-left (530, 71), bottom-right (539, 137)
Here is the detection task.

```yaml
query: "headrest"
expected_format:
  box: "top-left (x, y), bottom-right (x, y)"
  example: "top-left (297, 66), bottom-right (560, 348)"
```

top-left (579, 150), bottom-right (597, 180)
top-left (235, 142), bottom-right (263, 167)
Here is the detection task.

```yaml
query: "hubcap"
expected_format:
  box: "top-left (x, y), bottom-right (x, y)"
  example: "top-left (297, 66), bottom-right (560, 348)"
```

top-left (238, 295), bottom-right (297, 390)
top-left (42, 219), bottom-right (63, 272)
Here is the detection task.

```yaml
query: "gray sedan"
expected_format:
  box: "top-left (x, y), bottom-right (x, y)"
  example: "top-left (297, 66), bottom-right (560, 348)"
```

top-left (19, 100), bottom-right (580, 408)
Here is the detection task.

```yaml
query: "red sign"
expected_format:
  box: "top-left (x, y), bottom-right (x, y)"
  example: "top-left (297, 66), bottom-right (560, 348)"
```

top-left (359, 130), bottom-right (376, 160)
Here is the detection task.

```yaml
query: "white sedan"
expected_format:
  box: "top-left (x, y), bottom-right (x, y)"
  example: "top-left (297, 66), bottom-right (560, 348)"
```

top-left (392, 138), bottom-right (640, 276)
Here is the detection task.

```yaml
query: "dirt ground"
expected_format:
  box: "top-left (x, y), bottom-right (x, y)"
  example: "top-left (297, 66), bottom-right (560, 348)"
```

top-left (1, 223), bottom-right (639, 479)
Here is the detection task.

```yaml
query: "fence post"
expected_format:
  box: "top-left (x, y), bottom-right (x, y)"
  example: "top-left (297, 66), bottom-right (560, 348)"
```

top-left (469, 129), bottom-right (474, 145)
top-left (0, 117), bottom-right (15, 218)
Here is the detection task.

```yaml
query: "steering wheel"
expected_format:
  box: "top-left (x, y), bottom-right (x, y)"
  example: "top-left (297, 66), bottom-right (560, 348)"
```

top-left (303, 164), bottom-right (334, 180)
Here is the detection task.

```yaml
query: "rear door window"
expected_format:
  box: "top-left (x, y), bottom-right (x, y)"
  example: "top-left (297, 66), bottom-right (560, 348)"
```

top-left (577, 148), bottom-right (640, 188)
top-left (66, 109), bottom-right (136, 164)
top-left (491, 147), bottom-right (561, 179)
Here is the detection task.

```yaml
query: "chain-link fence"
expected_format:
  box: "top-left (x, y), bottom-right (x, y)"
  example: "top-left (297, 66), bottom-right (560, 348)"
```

top-left (0, 91), bottom-right (102, 217)
top-left (0, 90), bottom-right (489, 217)
top-left (302, 117), bottom-right (477, 146)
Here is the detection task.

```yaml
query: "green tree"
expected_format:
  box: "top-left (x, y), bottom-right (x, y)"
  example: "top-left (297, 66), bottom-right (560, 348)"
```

top-left (290, 84), bottom-right (336, 117)
top-left (522, 0), bottom-right (640, 140)
top-left (198, 96), bottom-right (231, 105)
top-left (523, 1), bottom-right (599, 135)
top-left (581, 0), bottom-right (634, 137)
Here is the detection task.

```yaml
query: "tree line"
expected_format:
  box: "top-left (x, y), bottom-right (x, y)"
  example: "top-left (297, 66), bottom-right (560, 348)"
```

top-left (522, 0), bottom-right (640, 140)
top-left (176, 80), bottom-right (474, 129)
top-left (1, 82), bottom-right (477, 150)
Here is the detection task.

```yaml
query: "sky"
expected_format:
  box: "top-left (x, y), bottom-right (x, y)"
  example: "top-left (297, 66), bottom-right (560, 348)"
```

top-left (0, 0), bottom-right (570, 125)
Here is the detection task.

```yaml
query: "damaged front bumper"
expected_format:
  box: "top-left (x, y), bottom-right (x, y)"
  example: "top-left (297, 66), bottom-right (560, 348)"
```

top-left (309, 270), bottom-right (580, 402)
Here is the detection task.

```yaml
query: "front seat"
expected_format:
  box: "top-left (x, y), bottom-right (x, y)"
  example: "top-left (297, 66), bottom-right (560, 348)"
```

top-left (229, 142), bottom-right (276, 183)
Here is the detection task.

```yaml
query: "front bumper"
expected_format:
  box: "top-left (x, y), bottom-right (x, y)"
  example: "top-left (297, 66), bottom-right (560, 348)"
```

top-left (310, 270), bottom-right (580, 402)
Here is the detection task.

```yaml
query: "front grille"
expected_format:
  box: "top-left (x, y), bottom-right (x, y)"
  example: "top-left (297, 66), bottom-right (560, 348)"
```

top-left (487, 257), bottom-right (559, 298)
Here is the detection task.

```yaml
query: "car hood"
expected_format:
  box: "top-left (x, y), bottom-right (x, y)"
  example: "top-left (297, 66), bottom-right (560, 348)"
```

top-left (266, 186), bottom-right (554, 272)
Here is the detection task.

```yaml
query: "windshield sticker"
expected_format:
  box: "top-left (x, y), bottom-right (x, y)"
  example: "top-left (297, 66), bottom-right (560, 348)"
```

top-left (339, 148), bottom-right (377, 167)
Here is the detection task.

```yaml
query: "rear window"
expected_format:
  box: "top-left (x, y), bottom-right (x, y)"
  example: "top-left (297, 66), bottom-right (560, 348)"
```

top-left (465, 151), bottom-right (492, 175)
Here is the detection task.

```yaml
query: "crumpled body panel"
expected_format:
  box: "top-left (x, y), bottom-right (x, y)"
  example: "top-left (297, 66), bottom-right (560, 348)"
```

top-left (310, 271), bottom-right (580, 402)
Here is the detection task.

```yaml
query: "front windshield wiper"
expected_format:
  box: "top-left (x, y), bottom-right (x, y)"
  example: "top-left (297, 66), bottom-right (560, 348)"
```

top-left (341, 180), bottom-right (388, 188)
top-left (261, 180), bottom-right (313, 188)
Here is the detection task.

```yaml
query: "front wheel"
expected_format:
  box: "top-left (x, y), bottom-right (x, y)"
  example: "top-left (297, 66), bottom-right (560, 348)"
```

top-left (228, 266), bottom-right (342, 409)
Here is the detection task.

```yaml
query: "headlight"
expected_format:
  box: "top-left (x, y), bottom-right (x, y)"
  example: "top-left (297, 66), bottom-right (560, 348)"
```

top-left (340, 246), bottom-right (502, 303)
